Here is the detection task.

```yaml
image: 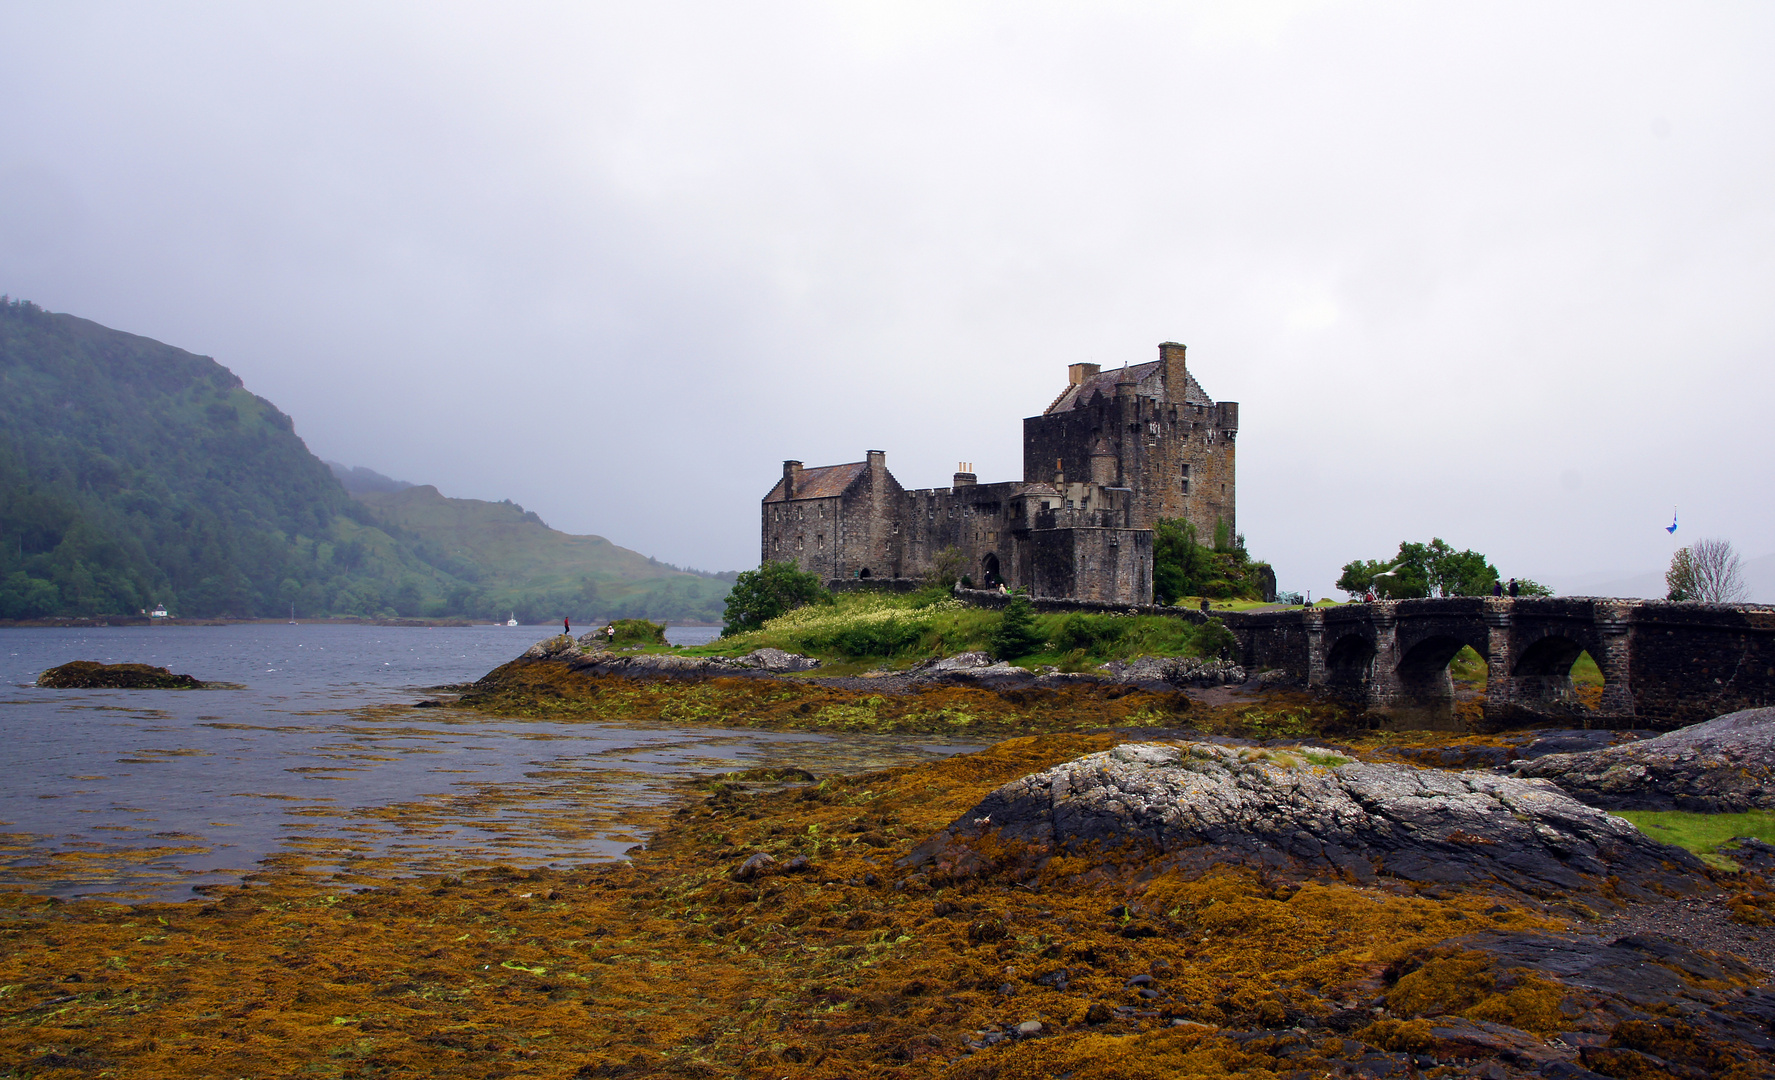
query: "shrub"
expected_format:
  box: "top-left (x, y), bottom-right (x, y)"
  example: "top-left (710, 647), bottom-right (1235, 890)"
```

top-left (1052, 613), bottom-right (1129, 653)
top-left (989, 593), bottom-right (1045, 660)
top-left (722, 561), bottom-right (830, 636)
top-left (607, 618), bottom-right (667, 647)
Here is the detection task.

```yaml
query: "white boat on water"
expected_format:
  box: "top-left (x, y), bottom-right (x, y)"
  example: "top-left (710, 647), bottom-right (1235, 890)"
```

top-left (505, 614), bottom-right (518, 626)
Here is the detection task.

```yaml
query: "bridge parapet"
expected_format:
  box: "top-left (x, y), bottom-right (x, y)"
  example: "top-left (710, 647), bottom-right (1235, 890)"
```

top-left (1224, 596), bottom-right (1775, 731)
top-left (950, 589), bottom-right (1774, 731)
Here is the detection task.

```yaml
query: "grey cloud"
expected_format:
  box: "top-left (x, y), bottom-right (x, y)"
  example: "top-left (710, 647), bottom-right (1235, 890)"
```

top-left (2, 1), bottom-right (1771, 595)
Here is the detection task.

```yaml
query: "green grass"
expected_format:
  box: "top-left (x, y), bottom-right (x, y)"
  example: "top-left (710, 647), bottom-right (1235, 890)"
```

top-left (1445, 646), bottom-right (1602, 690)
top-left (682, 589), bottom-right (1236, 667)
top-left (1614, 809), bottom-right (1775, 870)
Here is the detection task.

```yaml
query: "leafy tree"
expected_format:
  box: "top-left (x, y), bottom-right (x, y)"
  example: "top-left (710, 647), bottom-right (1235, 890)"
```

top-left (1153, 518), bottom-right (1271, 602)
top-left (923, 546), bottom-right (968, 591)
top-left (722, 560), bottom-right (830, 635)
top-left (1337, 538), bottom-right (1499, 598)
top-left (1335, 558), bottom-right (1394, 597)
top-left (1668, 539), bottom-right (1747, 603)
top-left (989, 591), bottom-right (1045, 660)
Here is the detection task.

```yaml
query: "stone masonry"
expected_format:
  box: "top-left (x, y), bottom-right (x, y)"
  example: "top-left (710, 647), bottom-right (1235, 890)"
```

top-left (760, 343), bottom-right (1238, 605)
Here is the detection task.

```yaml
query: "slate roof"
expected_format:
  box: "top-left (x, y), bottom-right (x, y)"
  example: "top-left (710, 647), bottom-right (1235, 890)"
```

top-left (1043, 360), bottom-right (1212, 414)
top-left (763, 461), bottom-right (868, 502)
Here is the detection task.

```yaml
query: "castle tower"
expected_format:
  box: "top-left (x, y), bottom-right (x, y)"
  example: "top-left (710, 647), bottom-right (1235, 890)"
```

top-left (1024, 341), bottom-right (1237, 542)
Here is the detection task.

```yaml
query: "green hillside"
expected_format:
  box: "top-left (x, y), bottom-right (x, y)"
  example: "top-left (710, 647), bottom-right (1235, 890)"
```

top-left (349, 484), bottom-right (733, 623)
top-left (0, 298), bottom-right (729, 622)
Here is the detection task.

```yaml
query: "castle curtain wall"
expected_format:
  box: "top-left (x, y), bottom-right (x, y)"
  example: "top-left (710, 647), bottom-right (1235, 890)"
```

top-left (1028, 528), bottom-right (1153, 604)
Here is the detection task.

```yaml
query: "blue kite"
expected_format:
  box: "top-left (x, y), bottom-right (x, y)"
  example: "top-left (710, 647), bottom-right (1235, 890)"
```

top-left (1666, 508), bottom-right (1678, 535)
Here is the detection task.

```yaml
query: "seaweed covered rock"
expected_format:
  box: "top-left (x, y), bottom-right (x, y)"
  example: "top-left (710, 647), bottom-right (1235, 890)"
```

top-left (902, 742), bottom-right (1707, 897)
top-left (1515, 707), bottom-right (1775, 812)
top-left (37, 660), bottom-right (204, 689)
top-left (1103, 656), bottom-right (1247, 689)
top-left (514, 636), bottom-right (819, 677)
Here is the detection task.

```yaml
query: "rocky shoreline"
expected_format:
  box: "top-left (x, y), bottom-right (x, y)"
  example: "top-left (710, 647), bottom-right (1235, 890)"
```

top-left (503, 633), bottom-right (1249, 693)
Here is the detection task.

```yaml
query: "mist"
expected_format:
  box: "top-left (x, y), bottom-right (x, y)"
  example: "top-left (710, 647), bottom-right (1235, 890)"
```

top-left (3, 1), bottom-right (1771, 596)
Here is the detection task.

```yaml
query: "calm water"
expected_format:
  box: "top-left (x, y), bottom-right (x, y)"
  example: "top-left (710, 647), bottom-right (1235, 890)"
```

top-left (0, 624), bottom-right (974, 900)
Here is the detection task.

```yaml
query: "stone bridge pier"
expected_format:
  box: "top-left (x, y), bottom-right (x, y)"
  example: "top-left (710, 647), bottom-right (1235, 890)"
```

top-left (1233, 597), bottom-right (1775, 731)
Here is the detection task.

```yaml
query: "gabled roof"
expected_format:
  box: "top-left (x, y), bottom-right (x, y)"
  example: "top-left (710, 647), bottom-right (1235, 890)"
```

top-left (763, 461), bottom-right (867, 502)
top-left (1043, 360), bottom-right (1213, 414)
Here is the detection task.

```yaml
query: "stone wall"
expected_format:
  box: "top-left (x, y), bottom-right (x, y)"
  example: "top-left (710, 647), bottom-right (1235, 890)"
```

top-left (951, 591), bottom-right (1775, 731)
top-left (1626, 601), bottom-right (1775, 727)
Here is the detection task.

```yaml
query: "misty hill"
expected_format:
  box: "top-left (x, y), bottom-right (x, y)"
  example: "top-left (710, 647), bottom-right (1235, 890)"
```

top-left (327, 461), bottom-right (414, 494)
top-left (0, 298), bottom-right (728, 622)
top-left (346, 482), bottom-right (734, 623)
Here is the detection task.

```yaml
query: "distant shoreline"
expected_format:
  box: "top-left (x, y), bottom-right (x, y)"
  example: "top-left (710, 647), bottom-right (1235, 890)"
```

top-left (0, 617), bottom-right (724, 630)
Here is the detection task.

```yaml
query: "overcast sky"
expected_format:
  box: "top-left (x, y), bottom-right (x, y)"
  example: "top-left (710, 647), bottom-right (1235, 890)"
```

top-left (3, 2), bottom-right (1772, 597)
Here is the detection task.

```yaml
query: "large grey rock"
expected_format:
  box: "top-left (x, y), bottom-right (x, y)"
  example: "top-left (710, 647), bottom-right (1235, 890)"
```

top-left (901, 742), bottom-right (1706, 896)
top-left (1104, 656), bottom-right (1246, 688)
top-left (1515, 707), bottom-right (1775, 811)
top-left (730, 647), bottom-right (820, 672)
top-left (521, 641), bottom-right (822, 678)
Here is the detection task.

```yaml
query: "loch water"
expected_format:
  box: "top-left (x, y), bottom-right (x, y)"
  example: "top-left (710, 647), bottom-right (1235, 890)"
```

top-left (0, 624), bottom-right (977, 901)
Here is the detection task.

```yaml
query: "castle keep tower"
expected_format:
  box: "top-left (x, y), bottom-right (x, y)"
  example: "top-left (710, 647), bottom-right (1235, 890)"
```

top-left (761, 342), bottom-right (1237, 604)
top-left (1023, 341), bottom-right (1238, 544)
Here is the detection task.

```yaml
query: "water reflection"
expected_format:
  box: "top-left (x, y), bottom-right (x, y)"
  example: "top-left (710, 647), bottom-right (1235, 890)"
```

top-left (0, 625), bottom-right (978, 900)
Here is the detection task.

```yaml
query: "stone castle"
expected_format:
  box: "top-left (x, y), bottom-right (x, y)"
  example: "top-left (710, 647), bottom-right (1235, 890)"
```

top-left (761, 343), bottom-right (1238, 605)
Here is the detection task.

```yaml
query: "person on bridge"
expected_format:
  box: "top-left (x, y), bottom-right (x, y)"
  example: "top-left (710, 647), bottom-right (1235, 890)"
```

top-left (1507, 578), bottom-right (1519, 597)
top-left (1493, 580), bottom-right (1503, 597)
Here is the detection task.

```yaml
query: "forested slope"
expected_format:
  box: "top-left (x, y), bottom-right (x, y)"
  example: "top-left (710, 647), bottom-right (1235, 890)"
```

top-left (350, 485), bottom-right (733, 623)
top-left (0, 299), bottom-right (728, 621)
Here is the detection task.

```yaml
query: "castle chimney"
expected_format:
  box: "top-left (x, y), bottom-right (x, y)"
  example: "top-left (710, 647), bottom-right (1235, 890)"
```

top-left (782, 460), bottom-right (803, 499)
top-left (866, 450), bottom-right (886, 473)
top-left (1159, 341), bottom-right (1187, 401)
top-left (1068, 362), bottom-right (1100, 387)
top-left (953, 461), bottom-right (976, 488)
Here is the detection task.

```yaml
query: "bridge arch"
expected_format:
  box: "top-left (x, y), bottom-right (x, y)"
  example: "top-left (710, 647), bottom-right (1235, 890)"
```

top-left (981, 552), bottom-right (1001, 587)
top-left (1323, 632), bottom-right (1376, 690)
top-left (1508, 633), bottom-right (1593, 711)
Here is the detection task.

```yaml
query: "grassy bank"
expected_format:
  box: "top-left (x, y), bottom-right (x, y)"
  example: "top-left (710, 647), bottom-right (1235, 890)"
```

top-left (1613, 810), bottom-right (1775, 871)
top-left (684, 590), bottom-right (1237, 669)
top-left (458, 665), bottom-right (1348, 741)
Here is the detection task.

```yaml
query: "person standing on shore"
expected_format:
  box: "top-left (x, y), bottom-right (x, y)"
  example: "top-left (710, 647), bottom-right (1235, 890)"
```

top-left (564, 615), bottom-right (571, 635)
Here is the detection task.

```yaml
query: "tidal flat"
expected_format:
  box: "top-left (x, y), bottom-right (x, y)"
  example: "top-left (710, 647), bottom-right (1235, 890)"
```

top-left (5, 664), bottom-right (1775, 1077)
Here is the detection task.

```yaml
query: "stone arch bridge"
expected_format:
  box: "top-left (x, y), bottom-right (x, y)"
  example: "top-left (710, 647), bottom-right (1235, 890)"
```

top-left (1235, 597), bottom-right (1775, 730)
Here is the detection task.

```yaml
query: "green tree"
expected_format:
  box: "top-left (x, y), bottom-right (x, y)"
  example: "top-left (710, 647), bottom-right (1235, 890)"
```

top-left (1153, 519), bottom-right (1215, 604)
top-left (722, 560), bottom-right (830, 635)
top-left (1335, 558), bottom-right (1395, 597)
top-left (1338, 538), bottom-right (1499, 599)
top-left (923, 546), bottom-right (968, 591)
top-left (988, 591), bottom-right (1045, 660)
top-left (1667, 539), bottom-right (1746, 603)
top-left (1666, 547), bottom-right (1694, 601)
